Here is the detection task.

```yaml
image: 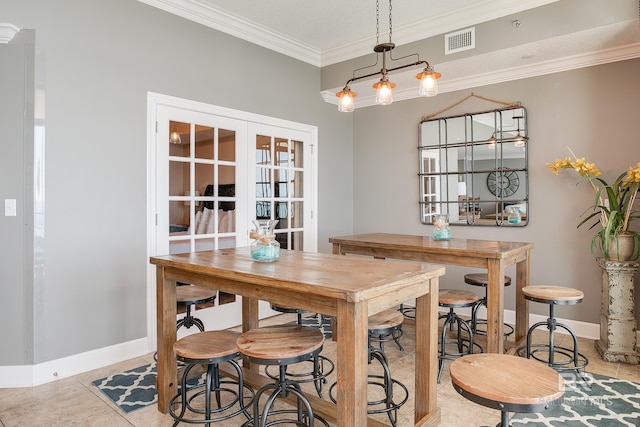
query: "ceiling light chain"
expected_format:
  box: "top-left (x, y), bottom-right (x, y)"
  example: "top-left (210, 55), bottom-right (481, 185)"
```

top-left (375, 0), bottom-right (380, 45)
top-left (336, 0), bottom-right (441, 112)
top-left (388, 0), bottom-right (392, 44)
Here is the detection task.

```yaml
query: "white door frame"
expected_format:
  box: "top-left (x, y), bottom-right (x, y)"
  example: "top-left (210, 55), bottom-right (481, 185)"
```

top-left (146, 92), bottom-right (318, 352)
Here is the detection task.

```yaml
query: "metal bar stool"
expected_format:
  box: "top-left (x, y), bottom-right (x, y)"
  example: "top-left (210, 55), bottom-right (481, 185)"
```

top-left (237, 325), bottom-right (329, 427)
top-left (265, 305), bottom-right (335, 398)
top-left (517, 285), bottom-right (589, 380)
top-left (464, 273), bottom-right (514, 337)
top-left (176, 283), bottom-right (217, 332)
top-left (329, 309), bottom-right (409, 427)
top-left (168, 330), bottom-right (254, 426)
top-left (438, 289), bottom-right (483, 383)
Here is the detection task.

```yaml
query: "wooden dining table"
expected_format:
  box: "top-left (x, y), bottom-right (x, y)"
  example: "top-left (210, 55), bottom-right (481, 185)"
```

top-left (150, 247), bottom-right (446, 427)
top-left (330, 233), bottom-right (534, 354)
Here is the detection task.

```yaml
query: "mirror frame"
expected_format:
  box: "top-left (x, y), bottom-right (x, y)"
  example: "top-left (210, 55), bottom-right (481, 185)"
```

top-left (418, 105), bottom-right (529, 226)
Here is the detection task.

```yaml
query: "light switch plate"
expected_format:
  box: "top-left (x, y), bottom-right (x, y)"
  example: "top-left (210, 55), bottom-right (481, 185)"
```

top-left (5, 199), bottom-right (16, 216)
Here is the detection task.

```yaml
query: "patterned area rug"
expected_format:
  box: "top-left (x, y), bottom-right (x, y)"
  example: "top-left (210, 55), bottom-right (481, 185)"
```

top-left (289, 314), bottom-right (333, 339)
top-left (92, 363), bottom-right (204, 413)
top-left (511, 372), bottom-right (640, 426)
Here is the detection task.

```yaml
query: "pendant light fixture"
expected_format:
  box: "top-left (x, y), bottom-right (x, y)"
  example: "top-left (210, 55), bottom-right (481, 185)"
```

top-left (336, 0), bottom-right (441, 112)
top-left (513, 116), bottom-right (526, 147)
top-left (169, 121), bottom-right (182, 145)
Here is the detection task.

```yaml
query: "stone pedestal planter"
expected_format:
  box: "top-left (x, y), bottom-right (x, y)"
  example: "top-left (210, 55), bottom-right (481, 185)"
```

top-left (594, 258), bottom-right (640, 364)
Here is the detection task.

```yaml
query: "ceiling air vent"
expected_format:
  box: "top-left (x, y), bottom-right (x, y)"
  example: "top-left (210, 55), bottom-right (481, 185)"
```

top-left (445, 27), bottom-right (475, 55)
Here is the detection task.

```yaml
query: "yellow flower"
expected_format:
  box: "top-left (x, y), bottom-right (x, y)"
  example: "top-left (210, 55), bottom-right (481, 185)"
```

top-left (547, 147), bottom-right (640, 260)
top-left (623, 163), bottom-right (640, 186)
top-left (570, 158), bottom-right (601, 177)
top-left (545, 157), bottom-right (572, 174)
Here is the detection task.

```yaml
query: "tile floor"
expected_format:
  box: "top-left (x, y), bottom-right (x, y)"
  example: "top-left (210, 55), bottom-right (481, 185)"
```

top-left (0, 312), bottom-right (638, 427)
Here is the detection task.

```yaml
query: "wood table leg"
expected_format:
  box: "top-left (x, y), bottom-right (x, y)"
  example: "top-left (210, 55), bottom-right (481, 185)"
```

top-left (241, 296), bottom-right (260, 371)
top-left (515, 254), bottom-right (530, 343)
top-left (414, 277), bottom-right (440, 425)
top-left (486, 260), bottom-right (505, 354)
top-left (155, 267), bottom-right (177, 413)
top-left (336, 300), bottom-right (369, 426)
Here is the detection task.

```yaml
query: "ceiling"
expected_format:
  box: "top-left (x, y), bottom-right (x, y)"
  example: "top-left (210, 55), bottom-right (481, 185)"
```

top-left (140, 0), bottom-right (640, 107)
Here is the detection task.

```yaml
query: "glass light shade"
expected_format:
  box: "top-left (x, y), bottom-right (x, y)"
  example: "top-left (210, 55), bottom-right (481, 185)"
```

top-left (336, 89), bottom-right (357, 112)
top-left (373, 79), bottom-right (395, 105)
top-left (170, 131), bottom-right (182, 144)
top-left (514, 131), bottom-right (526, 147)
top-left (487, 133), bottom-right (496, 149)
top-left (417, 70), bottom-right (441, 97)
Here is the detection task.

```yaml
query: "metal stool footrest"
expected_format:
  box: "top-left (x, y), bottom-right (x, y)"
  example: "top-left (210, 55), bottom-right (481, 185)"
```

top-left (399, 304), bottom-right (415, 320)
top-left (471, 298), bottom-right (514, 338)
top-left (438, 310), bottom-right (482, 383)
top-left (518, 315), bottom-right (590, 383)
top-left (243, 365), bottom-right (329, 427)
top-left (264, 354), bottom-right (334, 398)
top-left (169, 359), bottom-right (254, 426)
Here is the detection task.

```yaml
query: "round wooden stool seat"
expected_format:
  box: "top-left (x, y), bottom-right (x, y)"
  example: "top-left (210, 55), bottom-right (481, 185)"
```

top-left (521, 285), bottom-right (584, 305)
top-left (176, 284), bottom-right (218, 305)
top-left (176, 284), bottom-right (217, 333)
top-left (174, 330), bottom-right (240, 362)
top-left (169, 330), bottom-right (252, 426)
top-left (450, 353), bottom-right (564, 427)
top-left (269, 304), bottom-right (309, 324)
top-left (439, 289), bottom-right (481, 307)
top-left (464, 273), bottom-right (512, 288)
top-left (369, 309), bottom-right (404, 331)
top-left (237, 325), bottom-right (328, 427)
top-left (237, 324), bottom-right (324, 365)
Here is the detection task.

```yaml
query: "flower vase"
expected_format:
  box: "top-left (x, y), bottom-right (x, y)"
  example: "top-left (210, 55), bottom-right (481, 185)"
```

top-left (432, 214), bottom-right (451, 240)
top-left (506, 206), bottom-right (522, 224)
top-left (250, 219), bottom-right (280, 262)
top-left (605, 234), bottom-right (636, 262)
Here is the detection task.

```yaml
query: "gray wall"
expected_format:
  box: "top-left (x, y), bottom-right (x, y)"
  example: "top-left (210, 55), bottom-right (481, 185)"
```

top-left (351, 59), bottom-right (640, 323)
top-left (0, 29), bottom-right (35, 366)
top-left (1, 0), bottom-right (353, 366)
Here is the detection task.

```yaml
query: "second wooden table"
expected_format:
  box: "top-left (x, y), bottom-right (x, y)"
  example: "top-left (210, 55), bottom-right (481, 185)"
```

top-left (330, 233), bottom-right (534, 354)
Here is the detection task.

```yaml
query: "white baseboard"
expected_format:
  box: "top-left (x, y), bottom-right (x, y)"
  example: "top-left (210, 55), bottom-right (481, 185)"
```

top-left (0, 307), bottom-right (620, 389)
top-left (0, 337), bottom-right (151, 388)
top-left (438, 306), bottom-right (602, 340)
top-left (0, 302), bottom-right (281, 389)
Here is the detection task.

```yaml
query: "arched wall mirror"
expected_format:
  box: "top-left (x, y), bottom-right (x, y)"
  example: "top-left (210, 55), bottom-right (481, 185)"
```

top-left (418, 105), bottom-right (529, 226)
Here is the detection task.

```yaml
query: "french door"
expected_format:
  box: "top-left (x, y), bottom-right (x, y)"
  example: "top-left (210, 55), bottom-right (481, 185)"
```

top-left (147, 93), bottom-right (317, 342)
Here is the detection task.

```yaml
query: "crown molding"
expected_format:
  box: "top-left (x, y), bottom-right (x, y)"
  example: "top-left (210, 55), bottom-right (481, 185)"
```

top-left (321, 42), bottom-right (640, 108)
top-left (138, 0), bottom-right (322, 66)
top-left (139, 0), bottom-right (559, 68)
top-left (0, 23), bottom-right (21, 44)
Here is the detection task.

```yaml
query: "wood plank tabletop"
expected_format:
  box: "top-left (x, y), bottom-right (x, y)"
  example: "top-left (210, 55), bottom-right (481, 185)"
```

top-left (330, 232), bottom-right (534, 260)
top-left (151, 247), bottom-right (445, 305)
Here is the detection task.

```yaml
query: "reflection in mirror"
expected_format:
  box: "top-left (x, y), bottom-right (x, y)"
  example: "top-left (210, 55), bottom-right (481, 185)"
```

top-left (418, 106), bottom-right (528, 226)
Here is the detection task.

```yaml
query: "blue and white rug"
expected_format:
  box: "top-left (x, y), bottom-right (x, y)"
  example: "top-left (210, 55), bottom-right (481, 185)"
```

top-left (290, 314), bottom-right (333, 339)
top-left (92, 363), bottom-right (205, 413)
top-left (511, 372), bottom-right (640, 426)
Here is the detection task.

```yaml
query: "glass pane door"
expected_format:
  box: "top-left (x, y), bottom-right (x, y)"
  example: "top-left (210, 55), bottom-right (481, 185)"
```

top-left (251, 122), bottom-right (315, 252)
top-left (168, 121), bottom-right (238, 254)
top-left (156, 105), bottom-right (249, 332)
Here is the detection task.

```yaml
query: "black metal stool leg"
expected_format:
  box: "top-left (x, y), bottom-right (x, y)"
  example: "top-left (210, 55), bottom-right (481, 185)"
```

top-left (499, 409), bottom-right (510, 427)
